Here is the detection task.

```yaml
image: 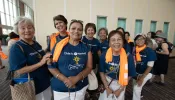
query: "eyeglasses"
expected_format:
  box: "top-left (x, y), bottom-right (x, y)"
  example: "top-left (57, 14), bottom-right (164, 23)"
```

top-left (71, 19), bottom-right (83, 23)
top-left (136, 38), bottom-right (145, 41)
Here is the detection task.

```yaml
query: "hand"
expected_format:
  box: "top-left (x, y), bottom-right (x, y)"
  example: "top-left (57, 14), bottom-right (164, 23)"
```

top-left (106, 87), bottom-right (113, 97)
top-left (137, 76), bottom-right (144, 87)
top-left (39, 53), bottom-right (51, 66)
top-left (63, 78), bottom-right (73, 88)
top-left (68, 76), bottom-right (79, 88)
top-left (113, 89), bottom-right (122, 97)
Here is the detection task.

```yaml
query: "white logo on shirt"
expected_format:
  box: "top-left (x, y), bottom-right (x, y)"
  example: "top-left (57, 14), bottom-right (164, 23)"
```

top-left (29, 49), bottom-right (42, 56)
top-left (68, 64), bottom-right (84, 70)
top-left (64, 52), bottom-right (86, 55)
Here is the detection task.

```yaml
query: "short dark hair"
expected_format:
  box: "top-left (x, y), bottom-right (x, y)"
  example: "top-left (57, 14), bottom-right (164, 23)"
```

top-left (53, 15), bottom-right (68, 28)
top-left (116, 27), bottom-right (127, 44)
top-left (108, 30), bottom-right (124, 43)
top-left (98, 28), bottom-right (108, 36)
top-left (116, 27), bottom-right (125, 34)
top-left (9, 32), bottom-right (19, 39)
top-left (69, 20), bottom-right (83, 30)
top-left (148, 32), bottom-right (156, 39)
top-left (134, 35), bottom-right (145, 42)
top-left (124, 31), bottom-right (130, 36)
top-left (85, 23), bottom-right (96, 34)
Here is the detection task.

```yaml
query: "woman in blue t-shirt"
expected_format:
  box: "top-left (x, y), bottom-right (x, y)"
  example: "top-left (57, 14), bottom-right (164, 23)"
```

top-left (99, 30), bottom-right (136, 100)
top-left (132, 34), bottom-right (157, 100)
top-left (48, 20), bottom-right (92, 100)
top-left (116, 27), bottom-right (132, 54)
top-left (9, 17), bottom-right (52, 100)
top-left (81, 23), bottom-right (101, 99)
top-left (98, 28), bottom-right (109, 53)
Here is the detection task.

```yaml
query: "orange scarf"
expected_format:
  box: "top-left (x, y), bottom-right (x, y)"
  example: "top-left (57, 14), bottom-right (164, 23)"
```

top-left (12, 38), bottom-right (19, 41)
top-left (105, 47), bottom-right (128, 86)
top-left (128, 38), bottom-right (133, 43)
top-left (0, 51), bottom-right (8, 59)
top-left (50, 32), bottom-right (69, 51)
top-left (53, 37), bottom-right (69, 62)
top-left (135, 44), bottom-right (146, 62)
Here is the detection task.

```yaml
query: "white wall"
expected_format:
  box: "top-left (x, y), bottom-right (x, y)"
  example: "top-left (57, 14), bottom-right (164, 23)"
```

top-left (33, 0), bottom-right (175, 48)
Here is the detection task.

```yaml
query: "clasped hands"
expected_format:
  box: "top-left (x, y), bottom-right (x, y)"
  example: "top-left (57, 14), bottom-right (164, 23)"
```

top-left (63, 76), bottom-right (79, 88)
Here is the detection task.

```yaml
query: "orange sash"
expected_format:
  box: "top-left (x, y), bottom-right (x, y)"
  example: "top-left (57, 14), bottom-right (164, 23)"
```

top-left (53, 37), bottom-right (69, 62)
top-left (50, 32), bottom-right (69, 51)
top-left (135, 44), bottom-right (146, 62)
top-left (105, 47), bottom-right (128, 86)
top-left (0, 51), bottom-right (8, 59)
top-left (128, 38), bottom-right (133, 43)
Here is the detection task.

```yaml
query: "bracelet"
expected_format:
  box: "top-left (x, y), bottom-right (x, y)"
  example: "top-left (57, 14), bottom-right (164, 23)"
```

top-left (55, 73), bottom-right (60, 79)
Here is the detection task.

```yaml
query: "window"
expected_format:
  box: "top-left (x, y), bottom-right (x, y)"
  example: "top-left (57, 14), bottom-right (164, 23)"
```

top-left (163, 22), bottom-right (169, 38)
top-left (150, 21), bottom-right (157, 32)
top-left (117, 18), bottom-right (126, 30)
top-left (135, 20), bottom-right (143, 35)
top-left (97, 16), bottom-right (107, 31)
top-left (0, 0), bottom-right (34, 35)
top-left (97, 16), bottom-right (107, 38)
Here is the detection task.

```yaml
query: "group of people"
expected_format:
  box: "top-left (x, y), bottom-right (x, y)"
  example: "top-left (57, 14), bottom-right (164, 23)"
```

top-left (7, 14), bottom-right (171, 100)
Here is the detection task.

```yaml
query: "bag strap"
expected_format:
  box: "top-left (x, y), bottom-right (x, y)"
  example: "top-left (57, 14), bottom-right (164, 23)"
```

top-left (68, 88), bottom-right (76, 100)
top-left (20, 40), bottom-right (42, 58)
top-left (16, 43), bottom-right (31, 81)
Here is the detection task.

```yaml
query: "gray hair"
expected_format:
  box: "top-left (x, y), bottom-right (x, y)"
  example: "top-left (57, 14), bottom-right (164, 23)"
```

top-left (13, 16), bottom-right (35, 34)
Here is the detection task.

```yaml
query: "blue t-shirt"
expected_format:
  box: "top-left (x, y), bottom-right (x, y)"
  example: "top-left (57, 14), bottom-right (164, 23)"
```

top-left (99, 40), bottom-right (109, 53)
top-left (124, 43), bottom-right (132, 54)
top-left (81, 36), bottom-right (100, 54)
top-left (82, 36), bottom-right (100, 67)
top-left (99, 51), bottom-right (136, 80)
top-left (46, 34), bottom-right (68, 52)
top-left (48, 42), bottom-right (90, 92)
top-left (9, 40), bottom-right (50, 94)
top-left (134, 47), bottom-right (157, 74)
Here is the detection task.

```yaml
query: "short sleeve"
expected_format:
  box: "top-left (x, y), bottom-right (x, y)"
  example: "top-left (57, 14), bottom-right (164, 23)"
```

top-left (99, 52), bottom-right (106, 72)
top-left (147, 48), bottom-right (157, 61)
top-left (128, 54), bottom-right (136, 77)
top-left (9, 44), bottom-right (27, 71)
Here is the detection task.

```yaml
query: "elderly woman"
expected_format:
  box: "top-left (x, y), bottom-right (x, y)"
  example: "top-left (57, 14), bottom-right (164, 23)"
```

top-left (152, 35), bottom-right (170, 85)
top-left (98, 28), bottom-right (109, 53)
top-left (46, 15), bottom-right (69, 52)
top-left (9, 17), bottom-right (52, 100)
top-left (116, 27), bottom-right (132, 54)
top-left (48, 20), bottom-right (92, 100)
top-left (99, 30), bottom-right (136, 100)
top-left (81, 23), bottom-right (101, 99)
top-left (132, 34), bottom-right (157, 100)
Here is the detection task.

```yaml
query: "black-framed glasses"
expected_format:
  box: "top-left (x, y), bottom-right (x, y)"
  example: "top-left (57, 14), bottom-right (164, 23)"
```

top-left (71, 19), bottom-right (83, 23)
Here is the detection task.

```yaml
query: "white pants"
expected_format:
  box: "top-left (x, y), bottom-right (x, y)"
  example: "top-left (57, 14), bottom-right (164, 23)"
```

top-left (106, 76), bottom-right (126, 100)
top-left (53, 85), bottom-right (88, 100)
top-left (36, 86), bottom-right (52, 100)
top-left (132, 73), bottom-right (152, 100)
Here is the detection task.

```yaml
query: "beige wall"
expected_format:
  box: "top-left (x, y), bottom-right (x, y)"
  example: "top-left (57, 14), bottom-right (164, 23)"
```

top-left (33, 0), bottom-right (175, 48)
